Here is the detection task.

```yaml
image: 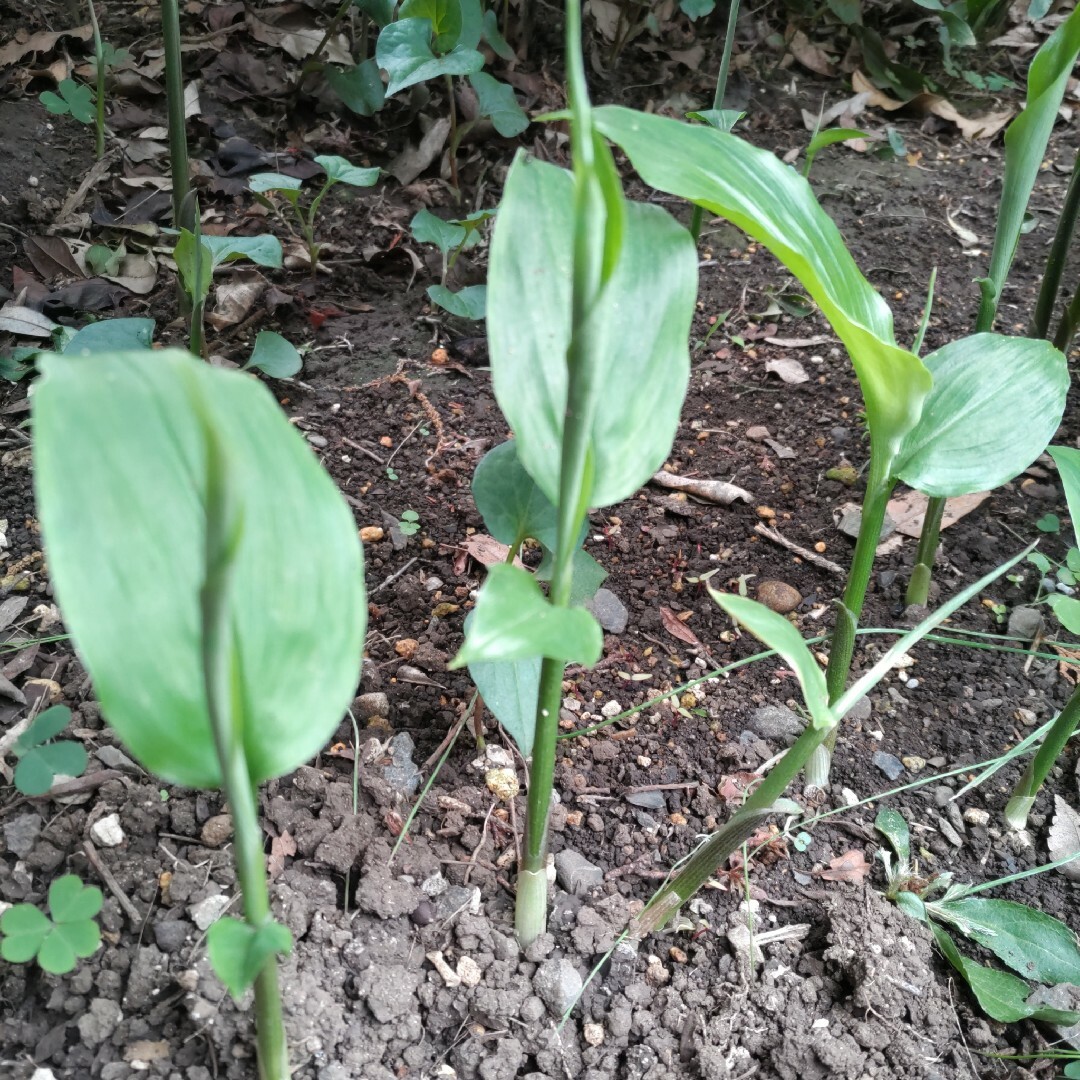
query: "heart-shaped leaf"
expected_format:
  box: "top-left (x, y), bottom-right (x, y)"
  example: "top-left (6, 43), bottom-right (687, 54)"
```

top-left (377, 18), bottom-right (484, 97)
top-left (208, 916), bottom-right (292, 999)
top-left (244, 331), bottom-right (302, 378)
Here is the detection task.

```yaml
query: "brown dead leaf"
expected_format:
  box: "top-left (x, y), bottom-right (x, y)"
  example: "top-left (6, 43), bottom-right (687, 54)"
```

top-left (23, 237), bottom-right (85, 282)
top-left (886, 489), bottom-right (991, 538)
top-left (718, 772), bottom-right (762, 807)
top-left (660, 606), bottom-right (701, 647)
top-left (0, 24), bottom-right (92, 67)
top-left (788, 30), bottom-right (836, 76)
top-left (267, 830), bottom-right (296, 880)
top-left (815, 849), bottom-right (871, 883)
top-left (246, 14), bottom-right (352, 64)
top-left (650, 471), bottom-right (751, 505)
top-left (765, 356), bottom-right (809, 384)
top-left (852, 71), bottom-right (906, 111)
top-left (207, 275), bottom-right (265, 330)
top-left (1051, 644), bottom-right (1080, 685)
top-left (458, 533), bottom-right (527, 569)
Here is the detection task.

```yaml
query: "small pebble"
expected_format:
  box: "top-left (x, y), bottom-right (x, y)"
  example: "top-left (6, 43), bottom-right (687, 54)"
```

top-left (872, 752), bottom-right (904, 781)
top-left (756, 580), bottom-right (801, 614)
top-left (583, 1022), bottom-right (605, 1047)
top-left (756, 506), bottom-right (776, 520)
top-left (200, 814), bottom-right (233, 847)
top-left (901, 755), bottom-right (926, 773)
top-left (456, 956), bottom-right (482, 988)
top-left (395, 638), bottom-right (419, 659)
top-left (840, 788), bottom-right (859, 807)
top-left (360, 526), bottom-right (385, 543)
top-left (486, 768), bottom-right (519, 801)
top-left (411, 901), bottom-right (435, 926)
top-left (90, 814), bottom-right (124, 848)
top-left (306, 434), bottom-right (328, 449)
top-left (669, 946), bottom-right (688, 964)
top-left (963, 808), bottom-right (990, 827)
top-left (600, 700), bottom-right (622, 719)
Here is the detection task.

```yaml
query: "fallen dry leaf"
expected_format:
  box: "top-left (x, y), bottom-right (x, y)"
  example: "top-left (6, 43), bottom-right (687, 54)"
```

top-left (267, 830), bottom-right (296, 880)
top-left (650, 471), bottom-right (751, 505)
top-left (815, 849), bottom-right (871, 883)
top-left (458, 533), bottom-right (527, 569)
top-left (23, 236), bottom-right (85, 281)
top-left (660, 606), bottom-right (701, 648)
top-left (718, 772), bottom-right (762, 807)
top-left (1048, 796), bottom-right (1080, 882)
top-left (765, 356), bottom-right (809, 384)
top-left (0, 24), bottom-right (92, 67)
top-left (787, 30), bottom-right (836, 77)
top-left (886, 489), bottom-right (991, 538)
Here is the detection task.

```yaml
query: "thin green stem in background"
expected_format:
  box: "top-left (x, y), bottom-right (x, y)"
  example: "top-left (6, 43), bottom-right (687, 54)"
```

top-left (689, 0), bottom-right (740, 245)
top-left (87, 0), bottom-right (105, 160)
top-left (189, 204), bottom-right (206, 359)
top-left (1054, 273), bottom-right (1080, 352)
top-left (162, 0), bottom-right (192, 231)
top-left (1032, 147), bottom-right (1080, 340)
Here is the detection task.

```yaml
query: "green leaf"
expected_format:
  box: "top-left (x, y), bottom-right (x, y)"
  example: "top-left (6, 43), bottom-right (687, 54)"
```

top-left (1051, 446), bottom-right (1080, 548)
top-left (326, 59), bottom-right (386, 117)
top-left (248, 173), bottom-right (303, 203)
top-left (243, 331), bottom-right (302, 378)
top-left (534, 544), bottom-right (609, 604)
top-left (0, 904), bottom-right (52, 963)
top-left (1047, 594), bottom-right (1080, 634)
top-left (1065, 1062), bottom-right (1080, 1079)
top-left (411, 208), bottom-right (466, 254)
top-left (472, 440), bottom-right (557, 548)
top-left (874, 807), bottom-right (910, 864)
top-left (40, 79), bottom-right (95, 124)
top-left (208, 916), bottom-right (292, 999)
top-left (592, 106), bottom-right (931, 475)
top-left (314, 155), bottom-right (380, 188)
top-left (469, 655), bottom-right (541, 755)
top-left (487, 152), bottom-right (696, 508)
top-left (680, 0), bottom-right (716, 17)
top-left (14, 741), bottom-right (87, 796)
top-left (200, 235), bottom-right (283, 270)
top-left (1037, 512), bottom-right (1061, 534)
top-left (376, 18), bottom-right (484, 97)
top-left (86, 242), bottom-right (124, 276)
top-left (468, 72), bottom-right (529, 137)
top-left (353, 0), bottom-right (395, 26)
top-left (826, 0), bottom-right (861, 25)
top-left (33, 349), bottom-right (366, 789)
top-left (709, 591), bottom-right (831, 729)
top-left (686, 108), bottom-right (744, 132)
top-left (49, 874), bottom-right (104, 923)
top-left (938, 897), bottom-right (1080, 985)
top-left (427, 283), bottom-right (486, 319)
top-left (804, 128), bottom-right (869, 176)
top-left (893, 334), bottom-right (1068, 497)
top-left (450, 563), bottom-right (602, 668)
top-left (62, 318), bottom-right (155, 355)
top-left (16, 704), bottom-right (73, 750)
top-left (978, 6), bottom-right (1080, 328)
top-left (0, 875), bottom-right (104, 974)
top-left (399, 0), bottom-right (464, 52)
top-left (173, 231), bottom-right (214, 305)
top-left (481, 8), bottom-right (515, 59)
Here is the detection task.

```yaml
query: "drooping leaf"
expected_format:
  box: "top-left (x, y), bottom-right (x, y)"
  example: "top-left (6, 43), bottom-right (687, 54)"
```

top-left (376, 18), bottom-right (484, 97)
top-left (535, 545), bottom-right (609, 606)
top-left (469, 72), bottom-right (529, 137)
top-left (680, 0), bottom-right (716, 18)
top-left (200, 235), bottom-right (284, 269)
top-left (314, 155), bottom-right (380, 188)
top-left (1050, 446), bottom-right (1080, 548)
top-left (804, 128), bottom-right (869, 176)
top-left (33, 349), bottom-right (366, 789)
top-left (710, 590), bottom-right (832, 729)
top-left (412, 208), bottom-right (467, 254)
top-left (208, 916), bottom-right (292, 999)
top-left (61, 318), bottom-right (155, 355)
top-left (936, 897), bottom-right (1080, 986)
top-left (427, 283), bottom-right (486, 319)
top-left (472, 440), bottom-right (558, 548)
top-left (487, 152), bottom-right (696, 508)
top-left (244, 331), bottom-right (302, 378)
top-left (1047, 594), bottom-right (1080, 634)
top-left (893, 334), bottom-right (1068, 497)
top-left (352, 0), bottom-right (395, 27)
top-left (592, 106), bottom-right (931, 474)
top-left (326, 58), bottom-right (386, 116)
top-left (450, 563), bottom-right (602, 668)
top-left (469, 655), bottom-right (541, 756)
top-left (249, 173), bottom-right (303, 199)
top-left (977, 6), bottom-right (1080, 328)
top-left (481, 7), bottom-right (514, 59)
top-left (173, 231), bottom-right (214, 305)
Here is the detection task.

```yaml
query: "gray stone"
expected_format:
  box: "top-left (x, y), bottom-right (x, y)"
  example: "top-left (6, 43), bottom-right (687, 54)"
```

top-left (586, 589), bottom-right (628, 634)
top-left (624, 790), bottom-right (665, 810)
top-left (354, 692), bottom-right (390, 720)
top-left (95, 745), bottom-right (140, 772)
top-left (1007, 605), bottom-right (1043, 642)
top-left (872, 752), bottom-right (904, 781)
top-left (354, 871), bottom-right (422, 918)
top-left (533, 958), bottom-right (583, 1018)
top-left (748, 705), bottom-right (803, 745)
top-left (554, 850), bottom-right (604, 897)
top-left (843, 696), bottom-right (871, 724)
top-left (1027, 984), bottom-right (1080, 1050)
top-left (153, 920), bottom-right (190, 953)
top-left (188, 894), bottom-right (232, 931)
top-left (432, 884), bottom-right (481, 920)
top-left (77, 998), bottom-right (122, 1047)
top-left (378, 732), bottom-right (421, 796)
top-left (4, 813), bottom-right (42, 857)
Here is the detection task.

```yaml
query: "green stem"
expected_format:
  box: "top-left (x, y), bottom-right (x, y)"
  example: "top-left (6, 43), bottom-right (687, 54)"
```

top-left (161, 0), bottom-right (192, 231)
top-left (1005, 682), bottom-right (1080, 830)
top-left (1053, 273), bottom-right (1080, 352)
top-left (298, 0), bottom-right (351, 84)
top-left (199, 419), bottom-right (288, 1079)
top-left (1032, 147), bottom-right (1080, 340)
top-left (689, 0), bottom-right (739, 245)
top-left (87, 0), bottom-right (105, 160)
top-left (189, 204), bottom-right (206, 358)
top-left (446, 75), bottom-right (461, 199)
top-left (904, 496), bottom-right (944, 608)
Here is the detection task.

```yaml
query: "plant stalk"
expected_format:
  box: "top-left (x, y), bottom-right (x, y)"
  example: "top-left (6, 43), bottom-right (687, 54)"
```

top-left (87, 0), bottom-right (105, 160)
top-left (1054, 274), bottom-right (1080, 352)
top-left (162, 0), bottom-right (193, 231)
top-left (199, 420), bottom-right (288, 1079)
top-left (1031, 147), bottom-right (1080, 340)
top-left (446, 75), bottom-right (461, 198)
top-left (689, 0), bottom-right (739, 244)
top-left (1006, 682), bottom-right (1080, 830)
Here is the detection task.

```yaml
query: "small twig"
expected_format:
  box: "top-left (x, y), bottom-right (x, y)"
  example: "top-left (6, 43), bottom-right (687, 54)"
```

top-left (464, 802), bottom-right (496, 885)
top-left (622, 782), bottom-right (700, 794)
top-left (340, 436), bottom-right (385, 465)
top-left (371, 557), bottom-right (419, 594)
top-left (753, 523), bottom-right (845, 575)
top-left (83, 839), bottom-right (144, 925)
top-left (385, 418), bottom-right (427, 470)
top-left (2, 769), bottom-right (124, 816)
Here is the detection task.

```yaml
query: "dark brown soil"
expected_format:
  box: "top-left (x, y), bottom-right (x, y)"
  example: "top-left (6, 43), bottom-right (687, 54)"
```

top-left (2, 5), bottom-right (1080, 1079)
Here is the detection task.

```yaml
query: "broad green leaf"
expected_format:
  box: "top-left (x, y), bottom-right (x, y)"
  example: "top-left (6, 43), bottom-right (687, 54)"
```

top-left (469, 655), bottom-right (541, 755)
top-left (427, 283), bottom-right (486, 319)
top-left (938, 897), bottom-right (1080, 985)
top-left (804, 128), bottom-right (869, 176)
top-left (469, 72), bottom-right (529, 137)
top-left (208, 916), bottom-right (292, 999)
top-left (874, 806), bottom-right (910, 864)
top-left (326, 59), bottom-right (386, 117)
top-left (912, 0), bottom-right (975, 46)
top-left (826, 0), bottom-right (861, 24)
top-left (592, 106), bottom-right (931, 472)
top-left (1047, 594), bottom-right (1080, 634)
top-left (710, 590), bottom-right (832, 729)
top-left (376, 18), bottom-right (484, 97)
top-left (411, 208), bottom-right (466, 254)
top-left (201, 235), bottom-right (283, 270)
top-left (353, 0), bottom-right (395, 26)
top-left (33, 349), bottom-right (366, 789)
top-left (472, 439), bottom-right (557, 548)
top-left (450, 563), bottom-right (602, 668)
top-left (49, 874), bottom-right (104, 923)
top-left (249, 173), bottom-right (303, 198)
top-left (457, 0), bottom-right (483, 50)
top-left (173, 231), bottom-right (213, 305)
top-left (244, 331), bottom-right (302, 378)
top-left (893, 334), bottom-right (1068, 497)
top-left (17, 704), bottom-right (73, 749)
top-left (399, 0), bottom-right (463, 52)
top-left (487, 152), bottom-right (696, 508)
top-left (0, 904), bottom-right (52, 963)
top-left (535, 545), bottom-right (609, 606)
top-left (481, 8), bottom-right (514, 59)
top-left (62, 318), bottom-right (155, 355)
top-left (14, 741), bottom-right (87, 796)
top-left (314, 155), bottom-right (380, 188)
top-left (1050, 446), bottom-right (1080, 548)
top-left (978, 6), bottom-right (1080, 328)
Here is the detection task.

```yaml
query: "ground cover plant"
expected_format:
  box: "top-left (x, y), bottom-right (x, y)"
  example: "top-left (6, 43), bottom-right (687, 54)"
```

top-left (3, 0), bottom-right (1080, 1076)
